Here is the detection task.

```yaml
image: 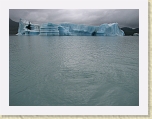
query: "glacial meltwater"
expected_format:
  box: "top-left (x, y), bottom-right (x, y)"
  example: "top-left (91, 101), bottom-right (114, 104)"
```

top-left (9, 36), bottom-right (139, 106)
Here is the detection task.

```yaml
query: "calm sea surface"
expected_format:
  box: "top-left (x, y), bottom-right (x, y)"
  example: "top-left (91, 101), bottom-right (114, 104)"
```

top-left (9, 36), bottom-right (139, 106)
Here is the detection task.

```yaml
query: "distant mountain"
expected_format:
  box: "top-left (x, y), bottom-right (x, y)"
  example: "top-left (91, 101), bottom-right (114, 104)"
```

top-left (121, 27), bottom-right (139, 36)
top-left (9, 19), bottom-right (19, 35)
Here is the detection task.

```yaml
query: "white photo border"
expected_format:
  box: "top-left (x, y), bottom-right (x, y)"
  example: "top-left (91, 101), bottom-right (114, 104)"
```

top-left (0, 0), bottom-right (148, 115)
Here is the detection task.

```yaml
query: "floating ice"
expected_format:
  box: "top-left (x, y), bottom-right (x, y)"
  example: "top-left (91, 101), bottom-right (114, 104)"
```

top-left (133, 33), bottom-right (139, 36)
top-left (16, 19), bottom-right (124, 36)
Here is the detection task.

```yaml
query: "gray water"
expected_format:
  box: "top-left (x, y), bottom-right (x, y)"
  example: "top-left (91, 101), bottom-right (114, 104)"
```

top-left (9, 36), bottom-right (139, 106)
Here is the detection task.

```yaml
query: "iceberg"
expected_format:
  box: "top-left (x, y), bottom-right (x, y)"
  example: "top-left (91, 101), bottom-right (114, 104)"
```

top-left (16, 19), bottom-right (124, 36)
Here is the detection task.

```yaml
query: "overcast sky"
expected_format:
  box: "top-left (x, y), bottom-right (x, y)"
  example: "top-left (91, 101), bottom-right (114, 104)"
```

top-left (9, 9), bottom-right (139, 28)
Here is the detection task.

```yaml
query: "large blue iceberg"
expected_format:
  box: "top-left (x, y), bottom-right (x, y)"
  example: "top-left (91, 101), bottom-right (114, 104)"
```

top-left (16, 19), bottom-right (125, 36)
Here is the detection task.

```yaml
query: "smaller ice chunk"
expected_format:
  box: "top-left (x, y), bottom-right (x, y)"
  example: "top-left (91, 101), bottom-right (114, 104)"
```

top-left (133, 33), bottom-right (139, 36)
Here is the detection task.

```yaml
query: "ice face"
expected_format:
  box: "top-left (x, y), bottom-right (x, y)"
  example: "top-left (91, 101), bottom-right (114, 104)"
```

top-left (16, 19), bottom-right (124, 36)
top-left (59, 23), bottom-right (96, 36)
top-left (96, 23), bottom-right (125, 36)
top-left (58, 26), bottom-right (71, 36)
top-left (39, 23), bottom-right (59, 36)
top-left (16, 19), bottom-right (40, 35)
top-left (16, 19), bottom-right (27, 35)
top-left (59, 23), bottom-right (124, 36)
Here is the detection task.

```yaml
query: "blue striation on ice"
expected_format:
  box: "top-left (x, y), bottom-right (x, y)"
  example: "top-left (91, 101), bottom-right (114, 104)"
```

top-left (39, 23), bottom-right (59, 36)
top-left (16, 19), bottom-right (125, 36)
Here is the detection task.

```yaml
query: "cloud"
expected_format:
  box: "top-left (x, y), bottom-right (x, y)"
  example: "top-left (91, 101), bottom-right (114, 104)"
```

top-left (9, 9), bottom-right (139, 28)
